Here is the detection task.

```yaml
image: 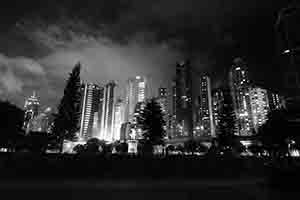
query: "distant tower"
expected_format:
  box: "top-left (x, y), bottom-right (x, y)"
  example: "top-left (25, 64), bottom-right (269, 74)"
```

top-left (267, 91), bottom-right (283, 111)
top-left (157, 87), bottom-right (169, 135)
top-left (124, 76), bottom-right (148, 122)
top-left (100, 81), bottom-right (116, 142)
top-left (79, 83), bottom-right (103, 141)
top-left (175, 60), bottom-right (193, 138)
top-left (23, 91), bottom-right (40, 133)
top-left (113, 98), bottom-right (125, 141)
top-left (250, 87), bottom-right (270, 132)
top-left (28, 107), bottom-right (54, 133)
top-left (229, 58), bottom-right (254, 136)
top-left (196, 76), bottom-right (215, 137)
top-left (169, 80), bottom-right (177, 138)
top-left (157, 87), bottom-right (168, 113)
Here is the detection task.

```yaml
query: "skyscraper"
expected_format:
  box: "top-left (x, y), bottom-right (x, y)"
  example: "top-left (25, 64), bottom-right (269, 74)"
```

top-left (23, 91), bottom-right (40, 133)
top-left (100, 81), bottom-right (116, 141)
top-left (27, 107), bottom-right (55, 133)
top-left (229, 58), bottom-right (254, 136)
top-left (196, 76), bottom-right (215, 137)
top-left (113, 98), bottom-right (125, 141)
top-left (157, 87), bottom-right (168, 113)
top-left (79, 83), bottom-right (103, 141)
top-left (250, 87), bottom-right (270, 132)
top-left (125, 76), bottom-right (148, 122)
top-left (175, 61), bottom-right (193, 138)
top-left (169, 80), bottom-right (177, 138)
top-left (268, 91), bottom-right (283, 111)
top-left (157, 87), bottom-right (169, 136)
top-left (212, 88), bottom-right (233, 136)
top-left (129, 101), bottom-right (147, 140)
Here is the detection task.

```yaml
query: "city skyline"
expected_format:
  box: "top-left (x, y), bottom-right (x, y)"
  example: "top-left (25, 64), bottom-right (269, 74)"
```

top-left (0, 0), bottom-right (294, 109)
top-left (21, 57), bottom-right (287, 142)
top-left (1, 2), bottom-right (300, 195)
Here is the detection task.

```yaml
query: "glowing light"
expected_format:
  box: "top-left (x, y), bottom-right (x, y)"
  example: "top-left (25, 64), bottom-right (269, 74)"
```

top-left (283, 49), bottom-right (291, 54)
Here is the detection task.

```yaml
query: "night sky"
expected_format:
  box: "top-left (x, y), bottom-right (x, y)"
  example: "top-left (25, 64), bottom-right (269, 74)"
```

top-left (0, 0), bottom-right (293, 109)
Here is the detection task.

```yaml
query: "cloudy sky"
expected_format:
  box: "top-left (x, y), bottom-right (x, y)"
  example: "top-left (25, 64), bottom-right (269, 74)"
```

top-left (0, 0), bottom-right (293, 109)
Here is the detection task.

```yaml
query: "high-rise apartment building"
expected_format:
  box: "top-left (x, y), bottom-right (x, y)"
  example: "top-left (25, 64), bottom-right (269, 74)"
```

top-left (169, 80), bottom-right (177, 138)
top-left (196, 76), bottom-right (215, 137)
top-left (113, 98), bottom-right (125, 141)
top-left (250, 87), bottom-right (270, 132)
top-left (23, 91), bottom-right (40, 133)
top-left (79, 83), bottom-right (103, 141)
top-left (157, 87), bottom-right (169, 132)
top-left (100, 81), bottom-right (116, 142)
top-left (268, 92), bottom-right (283, 111)
top-left (175, 61), bottom-right (193, 137)
top-left (212, 89), bottom-right (223, 134)
top-left (130, 101), bottom-right (146, 140)
top-left (27, 107), bottom-right (54, 133)
top-left (157, 87), bottom-right (168, 113)
top-left (125, 76), bottom-right (148, 123)
top-left (212, 87), bottom-right (233, 136)
top-left (229, 58), bottom-right (254, 136)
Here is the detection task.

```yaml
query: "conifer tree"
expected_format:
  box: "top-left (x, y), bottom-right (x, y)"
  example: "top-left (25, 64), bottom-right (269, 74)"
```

top-left (137, 98), bottom-right (166, 153)
top-left (53, 62), bottom-right (81, 152)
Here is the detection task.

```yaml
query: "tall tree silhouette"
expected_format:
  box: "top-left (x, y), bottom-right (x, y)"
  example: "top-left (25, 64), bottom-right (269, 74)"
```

top-left (137, 98), bottom-right (166, 154)
top-left (53, 62), bottom-right (81, 152)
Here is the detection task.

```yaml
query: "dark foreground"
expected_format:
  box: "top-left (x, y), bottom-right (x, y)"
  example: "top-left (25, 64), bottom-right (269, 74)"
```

top-left (0, 179), bottom-right (296, 200)
top-left (0, 153), bottom-right (298, 200)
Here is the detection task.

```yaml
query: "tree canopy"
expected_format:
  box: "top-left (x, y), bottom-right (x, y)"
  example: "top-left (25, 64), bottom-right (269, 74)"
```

top-left (52, 62), bottom-right (82, 151)
top-left (137, 98), bottom-right (166, 146)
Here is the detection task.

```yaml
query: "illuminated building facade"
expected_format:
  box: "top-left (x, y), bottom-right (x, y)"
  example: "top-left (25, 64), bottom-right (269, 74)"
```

top-left (113, 98), bottom-right (125, 141)
top-left (27, 107), bottom-right (54, 133)
top-left (157, 87), bottom-right (168, 113)
top-left (169, 80), bottom-right (177, 138)
top-left (268, 92), bottom-right (283, 111)
top-left (120, 122), bottom-right (131, 141)
top-left (250, 87), bottom-right (270, 132)
top-left (175, 61), bottom-right (193, 138)
top-left (23, 91), bottom-right (40, 133)
top-left (79, 83), bottom-right (103, 141)
top-left (212, 87), bottom-right (233, 136)
top-left (195, 76), bottom-right (215, 137)
top-left (100, 81), bottom-right (116, 142)
top-left (212, 89), bottom-right (223, 135)
top-left (125, 76), bottom-right (148, 122)
top-left (229, 58), bottom-right (254, 136)
top-left (157, 87), bottom-right (169, 133)
top-left (130, 102), bottom-right (146, 140)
